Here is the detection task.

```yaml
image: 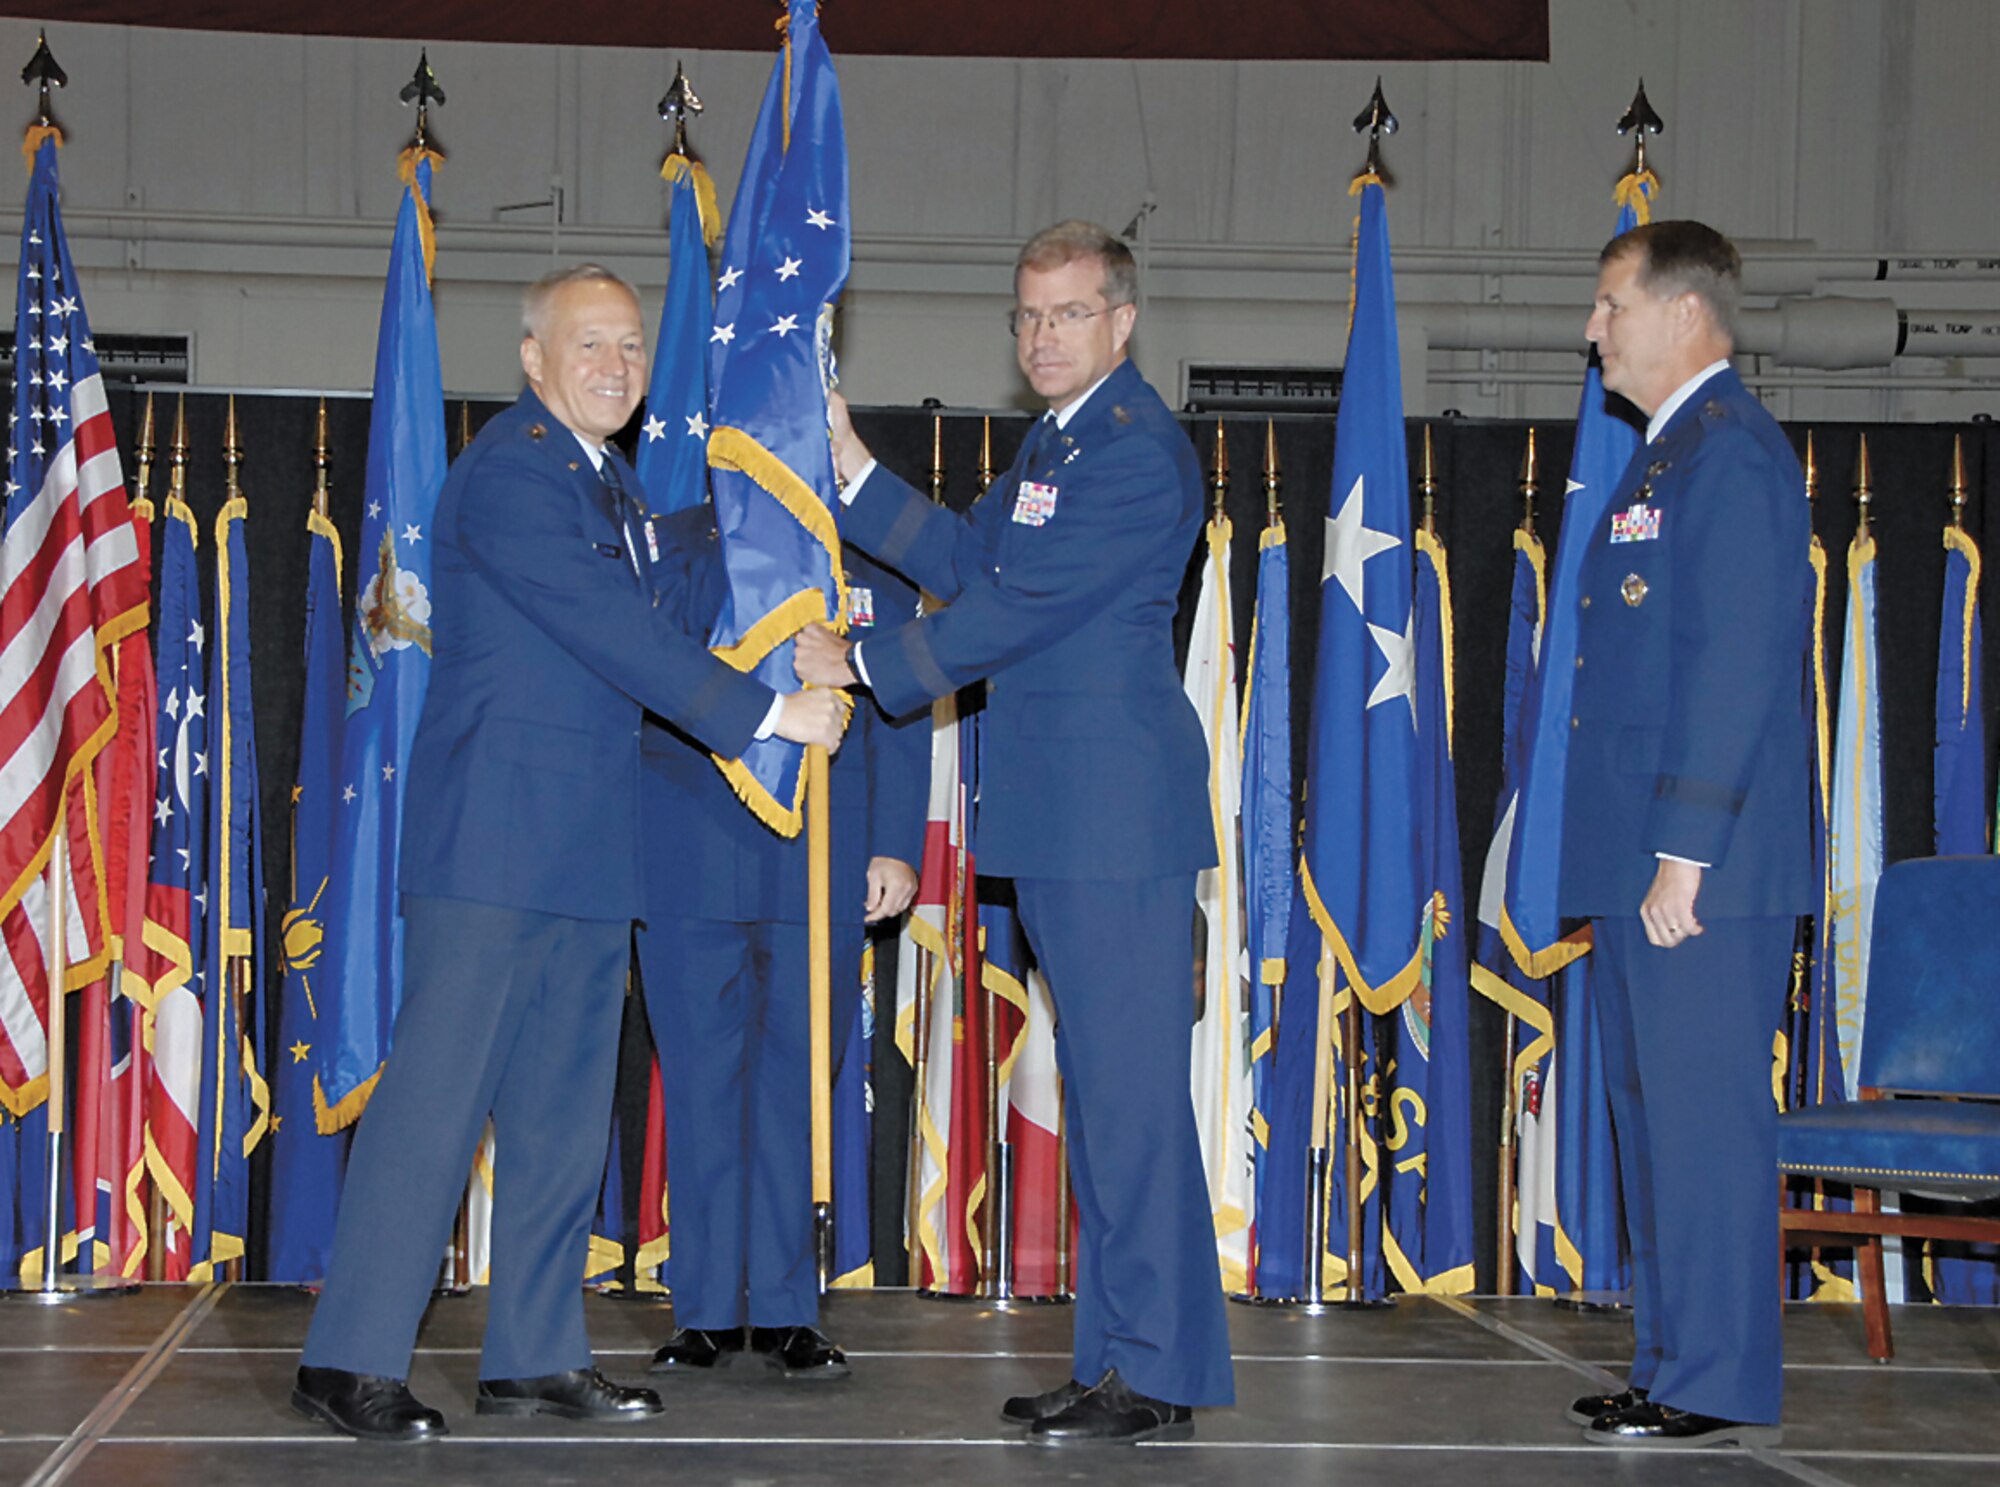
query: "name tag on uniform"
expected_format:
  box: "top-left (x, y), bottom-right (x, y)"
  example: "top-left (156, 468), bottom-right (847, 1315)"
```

top-left (849, 585), bottom-right (875, 627)
top-left (1013, 480), bottom-right (1059, 526)
top-left (1610, 503), bottom-right (1662, 544)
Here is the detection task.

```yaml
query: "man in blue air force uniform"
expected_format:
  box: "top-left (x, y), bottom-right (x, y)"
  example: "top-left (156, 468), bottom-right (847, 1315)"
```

top-left (1560, 222), bottom-right (1811, 1450)
top-left (638, 515), bottom-right (926, 1380)
top-left (294, 265), bottom-right (846, 1443)
top-left (797, 221), bottom-right (1234, 1445)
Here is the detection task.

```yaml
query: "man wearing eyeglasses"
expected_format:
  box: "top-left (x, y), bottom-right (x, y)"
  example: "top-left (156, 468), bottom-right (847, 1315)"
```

top-left (795, 220), bottom-right (1233, 1446)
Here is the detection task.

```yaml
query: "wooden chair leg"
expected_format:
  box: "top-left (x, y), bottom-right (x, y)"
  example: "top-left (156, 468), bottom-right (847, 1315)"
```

top-left (1854, 1187), bottom-right (1893, 1362)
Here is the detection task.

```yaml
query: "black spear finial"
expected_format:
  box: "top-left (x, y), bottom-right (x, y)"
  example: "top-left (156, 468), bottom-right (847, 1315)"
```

top-left (1352, 77), bottom-right (1398, 182)
top-left (21, 30), bottom-right (66, 130)
top-left (659, 60), bottom-right (704, 157)
top-left (401, 49), bottom-right (447, 152)
top-left (1617, 79), bottom-right (1665, 175)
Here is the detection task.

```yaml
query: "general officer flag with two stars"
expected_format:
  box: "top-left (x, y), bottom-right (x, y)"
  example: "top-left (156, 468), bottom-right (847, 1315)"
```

top-left (635, 139), bottom-right (721, 518)
top-left (703, 0), bottom-right (849, 835)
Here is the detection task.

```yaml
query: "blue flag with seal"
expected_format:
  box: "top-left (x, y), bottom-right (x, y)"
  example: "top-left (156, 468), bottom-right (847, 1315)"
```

top-left (703, 0), bottom-right (850, 835)
top-left (189, 474), bottom-right (269, 1281)
top-left (266, 490), bottom-right (348, 1282)
top-left (636, 140), bottom-right (721, 517)
top-left (312, 148), bottom-right (447, 1132)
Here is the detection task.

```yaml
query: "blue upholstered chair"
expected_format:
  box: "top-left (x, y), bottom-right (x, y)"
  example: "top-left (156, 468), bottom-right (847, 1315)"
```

top-left (1777, 855), bottom-right (2000, 1360)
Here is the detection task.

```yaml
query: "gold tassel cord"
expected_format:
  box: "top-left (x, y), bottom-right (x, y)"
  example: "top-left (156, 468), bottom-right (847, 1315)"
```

top-left (662, 153), bottom-right (724, 248)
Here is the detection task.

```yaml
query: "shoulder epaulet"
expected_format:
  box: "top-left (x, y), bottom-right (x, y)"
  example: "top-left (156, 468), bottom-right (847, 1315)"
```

top-left (1698, 398), bottom-right (1732, 423)
top-left (1111, 404), bottom-right (1134, 425)
top-left (524, 420), bottom-right (549, 442)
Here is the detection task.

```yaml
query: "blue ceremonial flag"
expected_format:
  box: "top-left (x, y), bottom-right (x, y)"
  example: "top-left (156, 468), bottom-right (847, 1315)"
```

top-left (312, 149), bottom-right (447, 1131)
top-left (266, 495), bottom-right (348, 1282)
top-left (1497, 176), bottom-right (1655, 975)
top-left (1298, 175), bottom-right (1422, 1017)
top-left (189, 480), bottom-right (269, 1281)
top-left (636, 148), bottom-right (721, 517)
top-left (704, 0), bottom-right (850, 834)
top-left (1381, 525), bottom-right (1476, 1294)
top-left (1240, 507), bottom-right (1293, 1291)
top-left (829, 938), bottom-right (875, 1286)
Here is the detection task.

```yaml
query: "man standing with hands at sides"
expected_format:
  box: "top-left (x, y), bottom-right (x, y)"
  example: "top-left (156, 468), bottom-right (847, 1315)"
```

top-left (293, 264), bottom-right (847, 1444)
top-left (796, 221), bottom-right (1235, 1445)
top-left (1560, 222), bottom-right (1811, 1449)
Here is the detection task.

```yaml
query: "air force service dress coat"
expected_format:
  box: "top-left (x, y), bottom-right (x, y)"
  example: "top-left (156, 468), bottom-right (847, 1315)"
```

top-left (634, 509), bottom-right (927, 1328)
top-left (1557, 365), bottom-right (1812, 1426)
top-left (303, 388), bottom-right (771, 1384)
top-left (838, 357), bottom-right (1235, 1408)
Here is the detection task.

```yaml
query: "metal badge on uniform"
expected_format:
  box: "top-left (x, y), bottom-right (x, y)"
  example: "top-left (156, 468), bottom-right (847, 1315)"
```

top-left (1621, 573), bottom-right (1649, 607)
top-left (1610, 502), bottom-right (1662, 544)
top-left (849, 585), bottom-right (875, 628)
top-left (643, 517), bottom-right (661, 565)
top-left (1013, 480), bottom-right (1059, 527)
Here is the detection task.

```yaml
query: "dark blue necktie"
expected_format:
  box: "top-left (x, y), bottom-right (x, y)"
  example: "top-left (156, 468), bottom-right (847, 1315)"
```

top-left (598, 455), bottom-right (640, 576)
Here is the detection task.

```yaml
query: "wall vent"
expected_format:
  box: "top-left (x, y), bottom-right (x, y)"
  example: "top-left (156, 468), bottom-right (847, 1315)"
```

top-left (1182, 362), bottom-right (1340, 414)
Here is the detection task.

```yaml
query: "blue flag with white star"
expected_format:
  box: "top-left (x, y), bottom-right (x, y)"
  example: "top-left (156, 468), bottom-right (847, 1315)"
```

top-left (1299, 178), bottom-right (1422, 1017)
top-left (265, 500), bottom-right (348, 1282)
top-left (636, 152), bottom-right (719, 516)
top-left (703, 0), bottom-right (850, 835)
top-left (311, 151), bottom-right (447, 1132)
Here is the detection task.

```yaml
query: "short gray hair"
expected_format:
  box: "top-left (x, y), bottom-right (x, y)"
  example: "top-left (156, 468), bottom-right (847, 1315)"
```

top-left (1602, 220), bottom-right (1742, 344)
top-left (1016, 221), bottom-right (1138, 308)
top-left (521, 263), bottom-right (638, 339)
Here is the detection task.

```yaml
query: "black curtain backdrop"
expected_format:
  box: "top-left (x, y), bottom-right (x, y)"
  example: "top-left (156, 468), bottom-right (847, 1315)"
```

top-left (100, 388), bottom-right (1999, 1292)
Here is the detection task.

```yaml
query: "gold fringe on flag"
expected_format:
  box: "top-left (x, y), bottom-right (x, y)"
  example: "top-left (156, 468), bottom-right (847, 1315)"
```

top-left (1615, 168), bottom-right (1660, 225)
top-left (662, 152), bottom-right (723, 247)
top-left (396, 145), bottom-right (445, 286)
top-left (21, 121), bottom-right (62, 163)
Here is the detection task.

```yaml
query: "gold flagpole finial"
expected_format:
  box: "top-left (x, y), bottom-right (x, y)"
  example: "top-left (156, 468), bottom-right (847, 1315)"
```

top-left (169, 394), bottom-right (189, 502)
top-left (1262, 418), bottom-right (1283, 526)
top-left (133, 391), bottom-right (158, 501)
top-left (1209, 420), bottom-right (1229, 518)
top-left (1854, 432), bottom-right (1874, 537)
top-left (929, 411), bottom-right (947, 506)
top-left (313, 397), bottom-right (332, 518)
top-left (1949, 433), bottom-right (1968, 530)
top-left (1518, 426), bottom-right (1539, 537)
top-left (223, 395), bottom-right (244, 503)
top-left (977, 416), bottom-right (995, 496)
top-left (1803, 430), bottom-right (1819, 502)
top-left (1419, 425), bottom-right (1439, 536)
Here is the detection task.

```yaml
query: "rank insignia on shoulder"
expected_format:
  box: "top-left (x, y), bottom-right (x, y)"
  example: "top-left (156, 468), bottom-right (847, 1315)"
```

top-left (1621, 573), bottom-right (1649, 607)
top-left (1701, 398), bottom-right (1731, 420)
top-left (1610, 502), bottom-right (1662, 544)
top-left (1112, 405), bottom-right (1133, 424)
top-left (849, 585), bottom-right (875, 627)
top-left (528, 423), bottom-right (547, 441)
top-left (1013, 480), bottom-right (1059, 526)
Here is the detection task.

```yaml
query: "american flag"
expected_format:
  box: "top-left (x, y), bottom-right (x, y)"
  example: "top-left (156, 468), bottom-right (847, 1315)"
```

top-left (0, 137), bottom-right (149, 1117)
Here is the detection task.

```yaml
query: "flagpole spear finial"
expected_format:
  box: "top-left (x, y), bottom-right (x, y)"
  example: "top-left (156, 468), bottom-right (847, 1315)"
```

top-left (660, 60), bottom-right (705, 158)
top-left (929, 411), bottom-right (947, 506)
top-left (1854, 432), bottom-right (1874, 538)
top-left (1803, 430), bottom-right (1819, 502)
top-left (169, 394), bottom-right (189, 501)
top-left (1617, 79), bottom-right (1665, 178)
top-left (1262, 418), bottom-right (1282, 526)
top-left (457, 400), bottom-right (473, 459)
top-left (224, 395), bottom-right (244, 503)
top-left (1949, 433), bottom-right (1969, 530)
top-left (1518, 427), bottom-right (1539, 537)
top-left (134, 392), bottom-right (158, 501)
top-left (1210, 420), bottom-right (1229, 519)
top-left (1352, 77), bottom-right (1398, 184)
top-left (1419, 425), bottom-right (1438, 536)
top-left (400, 49), bottom-right (447, 154)
top-left (313, 397), bottom-right (331, 518)
top-left (20, 30), bottom-right (65, 132)
top-left (977, 416), bottom-right (995, 495)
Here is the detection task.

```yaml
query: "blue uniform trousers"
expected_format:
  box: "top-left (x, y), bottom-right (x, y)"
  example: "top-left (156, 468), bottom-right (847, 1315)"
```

top-left (1592, 915), bottom-right (1789, 1424)
top-left (635, 915), bottom-right (864, 1329)
top-left (1014, 873), bottom-right (1235, 1407)
top-left (301, 896), bottom-right (627, 1381)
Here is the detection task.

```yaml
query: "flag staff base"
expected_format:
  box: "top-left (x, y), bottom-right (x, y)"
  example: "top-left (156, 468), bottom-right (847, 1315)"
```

top-left (814, 1201), bottom-right (833, 1295)
top-left (1, 1131), bottom-right (140, 1304)
top-left (1552, 1293), bottom-right (1631, 1314)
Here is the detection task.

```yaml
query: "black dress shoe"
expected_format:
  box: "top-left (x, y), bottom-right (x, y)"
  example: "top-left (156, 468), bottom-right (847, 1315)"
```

top-left (1565, 1384), bottom-right (1647, 1425)
top-left (1585, 1399), bottom-right (1781, 1449)
top-left (649, 1326), bottom-right (746, 1374)
top-left (292, 1366), bottom-right (447, 1444)
top-left (1000, 1377), bottom-right (1089, 1425)
top-left (748, 1325), bottom-right (850, 1380)
top-left (475, 1367), bottom-right (663, 1421)
top-left (1028, 1369), bottom-right (1193, 1446)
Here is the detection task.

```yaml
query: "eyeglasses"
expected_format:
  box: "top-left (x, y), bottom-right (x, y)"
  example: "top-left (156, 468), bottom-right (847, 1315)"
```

top-left (1007, 303), bottom-right (1109, 338)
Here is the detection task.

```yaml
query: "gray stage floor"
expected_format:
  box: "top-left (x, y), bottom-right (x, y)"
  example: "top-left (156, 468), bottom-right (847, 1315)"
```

top-left (3, 1286), bottom-right (1996, 1485)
